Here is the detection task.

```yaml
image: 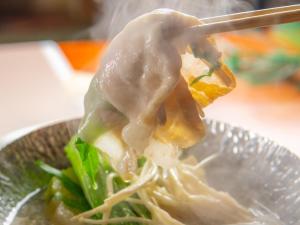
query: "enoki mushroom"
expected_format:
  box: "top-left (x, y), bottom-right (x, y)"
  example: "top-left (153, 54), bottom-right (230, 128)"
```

top-left (72, 156), bottom-right (252, 225)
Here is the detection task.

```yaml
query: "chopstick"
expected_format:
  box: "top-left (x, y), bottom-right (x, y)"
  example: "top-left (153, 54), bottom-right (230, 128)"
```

top-left (200, 4), bottom-right (300, 24)
top-left (184, 4), bottom-right (300, 39)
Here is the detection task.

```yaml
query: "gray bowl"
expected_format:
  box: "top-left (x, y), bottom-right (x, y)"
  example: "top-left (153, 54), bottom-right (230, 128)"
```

top-left (0, 119), bottom-right (299, 225)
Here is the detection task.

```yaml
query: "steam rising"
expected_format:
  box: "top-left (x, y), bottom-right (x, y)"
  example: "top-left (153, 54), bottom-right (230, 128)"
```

top-left (91, 0), bottom-right (256, 39)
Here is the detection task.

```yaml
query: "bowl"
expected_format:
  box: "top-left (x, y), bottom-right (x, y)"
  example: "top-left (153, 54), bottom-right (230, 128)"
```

top-left (0, 119), bottom-right (299, 224)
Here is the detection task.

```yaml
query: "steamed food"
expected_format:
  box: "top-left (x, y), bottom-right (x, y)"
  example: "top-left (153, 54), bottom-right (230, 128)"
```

top-left (79, 9), bottom-right (235, 155)
top-left (35, 9), bottom-right (281, 225)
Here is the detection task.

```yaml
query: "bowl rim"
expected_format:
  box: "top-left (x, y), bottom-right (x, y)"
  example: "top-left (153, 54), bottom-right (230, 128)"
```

top-left (1, 117), bottom-right (298, 161)
top-left (0, 118), bottom-right (79, 150)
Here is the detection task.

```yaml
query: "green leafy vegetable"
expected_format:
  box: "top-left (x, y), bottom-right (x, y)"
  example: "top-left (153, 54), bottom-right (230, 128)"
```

top-left (46, 178), bottom-right (91, 212)
top-left (190, 66), bottom-right (215, 86)
top-left (37, 162), bottom-right (91, 212)
top-left (39, 136), bottom-right (151, 224)
top-left (137, 156), bottom-right (147, 168)
top-left (36, 160), bottom-right (83, 197)
top-left (61, 195), bottom-right (91, 212)
top-left (64, 136), bottom-right (151, 224)
top-left (76, 139), bottom-right (101, 190)
top-left (190, 43), bottom-right (221, 85)
top-left (65, 136), bottom-right (108, 209)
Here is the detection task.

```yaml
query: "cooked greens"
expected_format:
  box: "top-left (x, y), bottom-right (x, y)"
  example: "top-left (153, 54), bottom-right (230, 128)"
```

top-left (190, 43), bottom-right (222, 85)
top-left (65, 136), bottom-right (107, 208)
top-left (37, 137), bottom-right (151, 224)
top-left (37, 135), bottom-right (253, 225)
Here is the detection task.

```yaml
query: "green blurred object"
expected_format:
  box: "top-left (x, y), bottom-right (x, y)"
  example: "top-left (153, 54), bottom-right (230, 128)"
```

top-left (226, 22), bottom-right (300, 88)
top-left (273, 22), bottom-right (300, 49)
top-left (227, 52), bottom-right (300, 85)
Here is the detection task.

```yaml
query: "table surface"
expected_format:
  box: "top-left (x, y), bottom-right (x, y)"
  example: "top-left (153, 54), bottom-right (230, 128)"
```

top-left (0, 41), bottom-right (299, 156)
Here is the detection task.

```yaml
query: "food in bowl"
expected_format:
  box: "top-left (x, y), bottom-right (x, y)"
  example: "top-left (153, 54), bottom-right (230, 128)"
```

top-left (12, 9), bottom-right (285, 225)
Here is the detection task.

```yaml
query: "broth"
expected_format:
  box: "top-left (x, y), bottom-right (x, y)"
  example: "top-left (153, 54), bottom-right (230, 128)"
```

top-left (11, 192), bottom-right (83, 225)
top-left (11, 193), bottom-right (50, 225)
top-left (11, 192), bottom-right (283, 225)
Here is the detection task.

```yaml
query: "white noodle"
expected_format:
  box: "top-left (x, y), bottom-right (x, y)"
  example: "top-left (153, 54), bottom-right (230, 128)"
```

top-left (73, 161), bottom-right (157, 220)
top-left (145, 200), bottom-right (185, 225)
top-left (102, 173), bottom-right (117, 224)
top-left (194, 153), bottom-right (219, 169)
top-left (152, 189), bottom-right (178, 206)
top-left (106, 173), bottom-right (117, 197)
top-left (125, 197), bottom-right (145, 205)
top-left (101, 209), bottom-right (111, 225)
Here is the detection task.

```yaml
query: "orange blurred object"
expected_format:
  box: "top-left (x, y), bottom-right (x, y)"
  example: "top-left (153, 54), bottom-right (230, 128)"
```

top-left (59, 41), bottom-right (107, 73)
top-left (232, 79), bottom-right (300, 103)
top-left (181, 53), bottom-right (236, 108)
top-left (222, 33), bottom-right (276, 54)
top-left (222, 32), bottom-right (300, 56)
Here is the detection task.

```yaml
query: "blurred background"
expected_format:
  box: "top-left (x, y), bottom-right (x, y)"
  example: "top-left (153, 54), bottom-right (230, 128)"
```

top-left (0, 0), bottom-right (300, 154)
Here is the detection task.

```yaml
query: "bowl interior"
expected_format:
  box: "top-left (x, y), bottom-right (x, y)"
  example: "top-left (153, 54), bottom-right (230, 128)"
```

top-left (0, 119), bottom-right (299, 225)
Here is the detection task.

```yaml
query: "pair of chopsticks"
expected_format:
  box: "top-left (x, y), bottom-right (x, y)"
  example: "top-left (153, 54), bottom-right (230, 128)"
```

top-left (185, 4), bottom-right (300, 37)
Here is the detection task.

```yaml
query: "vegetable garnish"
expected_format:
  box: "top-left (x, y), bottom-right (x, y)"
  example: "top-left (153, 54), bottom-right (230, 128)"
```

top-left (38, 137), bottom-right (151, 224)
top-left (36, 161), bottom-right (91, 212)
top-left (190, 63), bottom-right (221, 86)
top-left (36, 160), bottom-right (83, 197)
top-left (189, 42), bottom-right (223, 86)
